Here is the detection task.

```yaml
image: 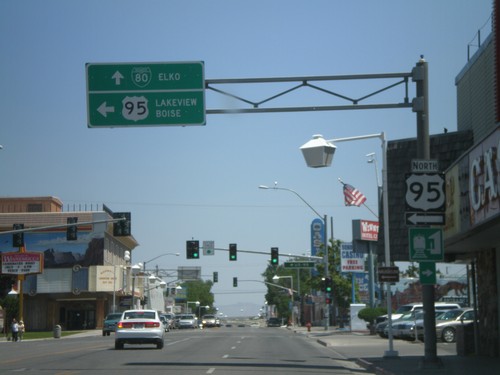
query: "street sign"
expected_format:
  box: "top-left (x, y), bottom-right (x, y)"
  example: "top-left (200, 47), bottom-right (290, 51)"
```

top-left (409, 228), bottom-right (444, 261)
top-left (405, 212), bottom-right (445, 226)
top-left (283, 261), bottom-right (315, 269)
top-left (86, 62), bottom-right (205, 127)
top-left (378, 266), bottom-right (399, 282)
top-left (405, 173), bottom-right (445, 212)
top-left (419, 261), bottom-right (437, 285)
top-left (203, 240), bottom-right (215, 256)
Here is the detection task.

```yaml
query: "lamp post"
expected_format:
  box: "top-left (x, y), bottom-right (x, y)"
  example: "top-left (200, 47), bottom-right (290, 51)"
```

top-left (300, 131), bottom-right (398, 358)
top-left (187, 301), bottom-right (200, 314)
top-left (273, 275), bottom-right (294, 326)
top-left (130, 264), bottom-right (141, 309)
top-left (259, 184), bottom-right (330, 330)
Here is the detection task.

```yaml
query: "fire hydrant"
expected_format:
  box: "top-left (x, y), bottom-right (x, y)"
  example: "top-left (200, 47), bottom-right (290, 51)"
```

top-left (306, 322), bottom-right (312, 332)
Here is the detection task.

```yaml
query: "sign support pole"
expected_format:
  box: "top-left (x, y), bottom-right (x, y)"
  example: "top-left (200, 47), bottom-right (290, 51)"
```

top-left (415, 58), bottom-right (440, 367)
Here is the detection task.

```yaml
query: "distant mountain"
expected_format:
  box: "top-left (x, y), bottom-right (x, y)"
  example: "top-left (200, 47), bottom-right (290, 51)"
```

top-left (217, 302), bottom-right (263, 318)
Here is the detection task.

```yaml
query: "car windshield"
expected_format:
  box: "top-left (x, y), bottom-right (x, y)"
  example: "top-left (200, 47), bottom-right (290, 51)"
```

top-left (395, 305), bottom-right (414, 314)
top-left (123, 311), bottom-right (156, 320)
top-left (106, 313), bottom-right (122, 320)
top-left (179, 315), bottom-right (194, 320)
top-left (438, 309), bottom-right (463, 321)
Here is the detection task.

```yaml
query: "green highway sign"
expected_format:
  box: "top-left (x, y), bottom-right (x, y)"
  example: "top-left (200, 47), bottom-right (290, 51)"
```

top-left (409, 228), bottom-right (444, 261)
top-left (86, 62), bottom-right (205, 127)
top-left (284, 261), bottom-right (315, 269)
top-left (419, 261), bottom-right (437, 285)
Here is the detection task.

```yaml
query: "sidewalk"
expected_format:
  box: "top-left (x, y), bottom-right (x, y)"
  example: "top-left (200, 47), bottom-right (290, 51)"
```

top-left (1, 329), bottom-right (102, 342)
top-left (291, 325), bottom-right (500, 375)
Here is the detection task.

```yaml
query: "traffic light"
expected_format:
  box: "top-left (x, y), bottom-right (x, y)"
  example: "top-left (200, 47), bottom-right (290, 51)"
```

top-left (325, 297), bottom-right (332, 304)
top-left (270, 247), bottom-right (279, 265)
top-left (186, 240), bottom-right (200, 259)
top-left (66, 217), bottom-right (78, 241)
top-left (213, 271), bottom-right (218, 283)
top-left (324, 277), bottom-right (332, 293)
top-left (113, 212), bottom-right (131, 236)
top-left (233, 277), bottom-right (238, 287)
top-left (229, 243), bottom-right (237, 261)
top-left (12, 224), bottom-right (24, 247)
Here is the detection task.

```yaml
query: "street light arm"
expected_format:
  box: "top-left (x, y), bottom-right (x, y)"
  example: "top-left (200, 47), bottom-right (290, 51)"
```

top-left (143, 252), bottom-right (180, 271)
top-left (325, 132), bottom-right (383, 144)
top-left (258, 185), bottom-right (323, 219)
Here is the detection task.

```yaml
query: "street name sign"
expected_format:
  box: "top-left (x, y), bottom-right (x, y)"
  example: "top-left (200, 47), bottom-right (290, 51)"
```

top-left (284, 261), bottom-right (315, 269)
top-left (419, 261), bottom-right (437, 285)
top-left (378, 266), bottom-right (399, 283)
top-left (86, 62), bottom-right (205, 127)
top-left (409, 228), bottom-right (444, 261)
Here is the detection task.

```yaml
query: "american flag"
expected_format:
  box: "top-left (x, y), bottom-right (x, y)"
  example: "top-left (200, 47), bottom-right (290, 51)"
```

top-left (343, 183), bottom-right (367, 207)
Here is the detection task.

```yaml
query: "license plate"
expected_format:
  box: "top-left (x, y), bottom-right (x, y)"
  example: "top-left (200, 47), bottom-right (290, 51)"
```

top-left (133, 324), bottom-right (144, 329)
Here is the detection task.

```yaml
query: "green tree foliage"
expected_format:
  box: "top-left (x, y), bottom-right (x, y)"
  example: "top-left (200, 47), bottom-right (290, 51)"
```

top-left (181, 279), bottom-right (215, 315)
top-left (262, 238), bottom-right (354, 320)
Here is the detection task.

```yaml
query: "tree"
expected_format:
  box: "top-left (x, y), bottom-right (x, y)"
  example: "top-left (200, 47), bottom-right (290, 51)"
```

top-left (181, 279), bottom-right (215, 315)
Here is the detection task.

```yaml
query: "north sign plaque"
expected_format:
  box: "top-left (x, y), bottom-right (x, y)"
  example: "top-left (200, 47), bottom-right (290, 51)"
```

top-left (86, 62), bottom-right (205, 127)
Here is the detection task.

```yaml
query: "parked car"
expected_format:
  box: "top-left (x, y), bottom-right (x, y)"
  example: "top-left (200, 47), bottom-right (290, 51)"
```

top-left (376, 302), bottom-right (461, 325)
top-left (383, 312), bottom-right (419, 339)
top-left (435, 308), bottom-right (476, 343)
top-left (267, 317), bottom-right (282, 327)
top-left (406, 310), bottom-right (452, 341)
top-left (201, 314), bottom-right (217, 328)
top-left (115, 309), bottom-right (165, 350)
top-left (102, 313), bottom-right (123, 336)
top-left (376, 302), bottom-right (461, 338)
top-left (176, 314), bottom-right (198, 329)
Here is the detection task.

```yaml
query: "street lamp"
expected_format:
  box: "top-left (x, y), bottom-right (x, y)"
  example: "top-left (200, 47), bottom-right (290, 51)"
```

top-left (259, 184), bottom-right (330, 330)
top-left (272, 275), bottom-right (294, 325)
top-left (143, 252), bottom-right (180, 272)
top-left (130, 264), bottom-right (141, 309)
top-left (300, 132), bottom-right (398, 358)
top-left (187, 301), bottom-right (200, 314)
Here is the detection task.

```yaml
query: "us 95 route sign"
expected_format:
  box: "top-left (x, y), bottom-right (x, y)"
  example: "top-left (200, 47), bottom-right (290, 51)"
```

top-left (86, 62), bottom-right (205, 127)
top-left (405, 173), bottom-right (445, 212)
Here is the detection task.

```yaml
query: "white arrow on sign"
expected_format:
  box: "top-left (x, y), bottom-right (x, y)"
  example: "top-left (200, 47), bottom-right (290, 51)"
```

top-left (112, 71), bottom-right (124, 85)
top-left (97, 102), bottom-right (115, 117)
top-left (407, 213), bottom-right (444, 225)
top-left (422, 269), bottom-right (434, 277)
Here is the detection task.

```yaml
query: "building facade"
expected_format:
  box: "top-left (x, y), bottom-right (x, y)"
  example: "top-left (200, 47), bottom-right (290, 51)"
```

top-left (0, 197), bottom-right (141, 331)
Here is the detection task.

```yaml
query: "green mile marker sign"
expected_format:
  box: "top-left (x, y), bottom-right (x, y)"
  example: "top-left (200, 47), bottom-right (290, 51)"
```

top-left (86, 61), bottom-right (205, 127)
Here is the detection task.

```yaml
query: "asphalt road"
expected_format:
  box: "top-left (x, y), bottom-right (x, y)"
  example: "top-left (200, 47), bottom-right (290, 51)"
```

top-left (0, 326), bottom-right (374, 374)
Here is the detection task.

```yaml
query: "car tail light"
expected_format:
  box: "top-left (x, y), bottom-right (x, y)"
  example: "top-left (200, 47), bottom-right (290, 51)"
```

top-left (118, 321), bottom-right (133, 329)
top-left (144, 322), bottom-right (160, 328)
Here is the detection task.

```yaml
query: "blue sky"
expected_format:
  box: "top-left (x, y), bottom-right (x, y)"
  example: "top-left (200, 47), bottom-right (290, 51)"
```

top-left (0, 1), bottom-right (491, 314)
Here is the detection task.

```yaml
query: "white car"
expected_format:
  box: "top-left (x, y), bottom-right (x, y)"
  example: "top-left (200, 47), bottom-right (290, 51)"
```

top-left (115, 309), bottom-right (165, 350)
top-left (176, 314), bottom-right (198, 329)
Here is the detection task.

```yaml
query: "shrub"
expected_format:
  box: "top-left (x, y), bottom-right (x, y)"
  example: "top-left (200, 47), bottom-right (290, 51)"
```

top-left (358, 307), bottom-right (387, 325)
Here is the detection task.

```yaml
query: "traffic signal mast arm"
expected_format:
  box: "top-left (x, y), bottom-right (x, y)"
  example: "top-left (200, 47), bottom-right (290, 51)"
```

top-left (3, 217), bottom-right (128, 235)
top-left (237, 279), bottom-right (298, 294)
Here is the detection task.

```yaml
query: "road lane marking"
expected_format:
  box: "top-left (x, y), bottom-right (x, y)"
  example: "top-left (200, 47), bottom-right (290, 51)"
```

top-left (207, 368), bottom-right (216, 374)
top-left (222, 354), bottom-right (229, 358)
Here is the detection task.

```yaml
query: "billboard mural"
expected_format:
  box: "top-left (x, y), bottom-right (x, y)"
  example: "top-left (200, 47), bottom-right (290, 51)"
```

top-left (0, 229), bottom-right (104, 269)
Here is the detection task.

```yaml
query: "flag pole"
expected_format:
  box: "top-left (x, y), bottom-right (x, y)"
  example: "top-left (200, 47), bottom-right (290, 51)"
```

top-left (338, 178), bottom-right (378, 219)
